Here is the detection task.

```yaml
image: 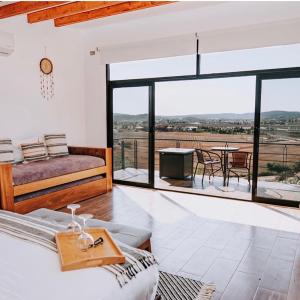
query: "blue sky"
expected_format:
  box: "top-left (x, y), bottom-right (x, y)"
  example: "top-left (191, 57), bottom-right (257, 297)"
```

top-left (112, 43), bottom-right (300, 115)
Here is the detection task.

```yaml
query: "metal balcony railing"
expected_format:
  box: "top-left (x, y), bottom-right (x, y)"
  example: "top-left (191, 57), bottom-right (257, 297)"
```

top-left (113, 137), bottom-right (300, 181)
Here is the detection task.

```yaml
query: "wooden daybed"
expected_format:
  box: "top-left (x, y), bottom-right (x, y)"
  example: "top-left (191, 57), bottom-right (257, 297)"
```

top-left (0, 146), bottom-right (112, 214)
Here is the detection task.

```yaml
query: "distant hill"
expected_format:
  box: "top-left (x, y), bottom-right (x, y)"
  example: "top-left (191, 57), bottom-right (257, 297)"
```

top-left (260, 111), bottom-right (300, 119)
top-left (113, 111), bottom-right (300, 122)
top-left (114, 113), bottom-right (149, 122)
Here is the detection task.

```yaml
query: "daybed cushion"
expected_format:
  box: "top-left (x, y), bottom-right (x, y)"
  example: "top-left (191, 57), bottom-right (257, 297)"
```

top-left (13, 155), bottom-right (105, 186)
top-left (27, 208), bottom-right (152, 249)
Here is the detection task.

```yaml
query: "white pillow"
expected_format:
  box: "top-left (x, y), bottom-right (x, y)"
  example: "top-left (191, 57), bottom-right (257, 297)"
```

top-left (13, 145), bottom-right (24, 163)
top-left (13, 137), bottom-right (40, 163)
top-left (44, 134), bottom-right (69, 157)
top-left (21, 142), bottom-right (49, 163)
top-left (0, 138), bottom-right (14, 163)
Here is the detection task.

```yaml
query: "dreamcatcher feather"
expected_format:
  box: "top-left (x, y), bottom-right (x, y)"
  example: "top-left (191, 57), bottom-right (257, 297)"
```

top-left (40, 69), bottom-right (54, 100)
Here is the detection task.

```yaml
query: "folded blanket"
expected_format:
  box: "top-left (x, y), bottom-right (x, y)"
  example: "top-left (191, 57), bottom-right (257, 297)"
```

top-left (0, 210), bottom-right (157, 287)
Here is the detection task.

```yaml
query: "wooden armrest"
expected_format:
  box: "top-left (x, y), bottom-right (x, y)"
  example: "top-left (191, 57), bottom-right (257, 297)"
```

top-left (0, 162), bottom-right (13, 166)
top-left (0, 162), bottom-right (13, 181)
top-left (68, 146), bottom-right (108, 159)
top-left (0, 163), bottom-right (14, 211)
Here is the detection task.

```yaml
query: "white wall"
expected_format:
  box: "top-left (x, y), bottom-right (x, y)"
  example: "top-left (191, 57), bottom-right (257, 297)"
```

top-left (2, 2), bottom-right (300, 148)
top-left (0, 17), bottom-right (86, 145)
top-left (84, 49), bottom-right (107, 147)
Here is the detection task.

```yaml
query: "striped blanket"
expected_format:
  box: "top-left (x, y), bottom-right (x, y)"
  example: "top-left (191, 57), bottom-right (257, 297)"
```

top-left (0, 210), bottom-right (157, 287)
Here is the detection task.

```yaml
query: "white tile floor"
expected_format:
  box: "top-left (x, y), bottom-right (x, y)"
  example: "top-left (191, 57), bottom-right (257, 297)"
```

top-left (117, 185), bottom-right (300, 233)
top-left (114, 168), bottom-right (300, 202)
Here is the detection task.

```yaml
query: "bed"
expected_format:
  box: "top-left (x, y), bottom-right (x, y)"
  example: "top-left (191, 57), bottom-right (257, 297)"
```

top-left (0, 230), bottom-right (159, 300)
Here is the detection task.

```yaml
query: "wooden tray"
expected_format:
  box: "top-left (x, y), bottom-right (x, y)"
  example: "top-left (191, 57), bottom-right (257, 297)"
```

top-left (55, 228), bottom-right (125, 271)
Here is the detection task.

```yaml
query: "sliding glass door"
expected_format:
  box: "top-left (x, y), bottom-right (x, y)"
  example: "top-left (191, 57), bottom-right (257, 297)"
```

top-left (108, 60), bottom-right (300, 206)
top-left (154, 77), bottom-right (256, 201)
top-left (254, 73), bottom-right (300, 206)
top-left (110, 84), bottom-right (154, 187)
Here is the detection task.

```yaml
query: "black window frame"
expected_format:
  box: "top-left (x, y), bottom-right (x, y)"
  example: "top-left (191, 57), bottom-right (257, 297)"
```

top-left (107, 59), bottom-right (300, 207)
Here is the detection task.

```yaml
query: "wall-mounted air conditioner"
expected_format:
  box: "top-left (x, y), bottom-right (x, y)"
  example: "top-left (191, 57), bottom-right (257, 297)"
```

top-left (0, 31), bottom-right (14, 56)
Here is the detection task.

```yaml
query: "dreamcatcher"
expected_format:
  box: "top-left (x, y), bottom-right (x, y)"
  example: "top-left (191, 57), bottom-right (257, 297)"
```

top-left (40, 57), bottom-right (54, 100)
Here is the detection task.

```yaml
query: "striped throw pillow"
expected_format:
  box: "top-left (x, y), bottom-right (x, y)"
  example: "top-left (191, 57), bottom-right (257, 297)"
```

top-left (44, 134), bottom-right (69, 157)
top-left (0, 139), bottom-right (14, 163)
top-left (21, 142), bottom-right (48, 163)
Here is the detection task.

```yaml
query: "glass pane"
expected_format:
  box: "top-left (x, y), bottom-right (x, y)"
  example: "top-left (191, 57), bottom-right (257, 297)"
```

top-left (155, 76), bottom-right (256, 201)
top-left (201, 43), bottom-right (300, 74)
top-left (110, 55), bottom-right (196, 80)
top-left (257, 78), bottom-right (300, 202)
top-left (113, 86), bottom-right (150, 184)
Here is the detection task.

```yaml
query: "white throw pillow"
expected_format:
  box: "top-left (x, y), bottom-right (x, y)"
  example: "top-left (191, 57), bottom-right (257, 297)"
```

top-left (12, 145), bottom-right (24, 163)
top-left (0, 138), bottom-right (14, 163)
top-left (21, 142), bottom-right (49, 163)
top-left (13, 137), bottom-right (40, 163)
top-left (44, 134), bottom-right (69, 157)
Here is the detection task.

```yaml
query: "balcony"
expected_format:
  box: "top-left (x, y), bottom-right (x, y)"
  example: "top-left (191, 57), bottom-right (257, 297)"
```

top-left (113, 137), bottom-right (300, 202)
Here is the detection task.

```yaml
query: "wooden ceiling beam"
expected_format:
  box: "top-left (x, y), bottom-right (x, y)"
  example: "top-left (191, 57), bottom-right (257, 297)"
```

top-left (27, 1), bottom-right (122, 24)
top-left (0, 1), bottom-right (68, 19)
top-left (54, 1), bottom-right (174, 27)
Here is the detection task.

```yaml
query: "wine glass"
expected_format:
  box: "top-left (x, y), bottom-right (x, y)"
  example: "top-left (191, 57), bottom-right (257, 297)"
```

top-left (67, 204), bottom-right (81, 232)
top-left (78, 214), bottom-right (94, 252)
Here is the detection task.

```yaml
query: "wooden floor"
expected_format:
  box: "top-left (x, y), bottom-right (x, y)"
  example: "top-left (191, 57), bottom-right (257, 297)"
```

top-left (60, 185), bottom-right (300, 300)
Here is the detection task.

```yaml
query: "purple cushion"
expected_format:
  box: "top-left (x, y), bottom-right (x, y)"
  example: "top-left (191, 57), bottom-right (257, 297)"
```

top-left (13, 155), bottom-right (105, 186)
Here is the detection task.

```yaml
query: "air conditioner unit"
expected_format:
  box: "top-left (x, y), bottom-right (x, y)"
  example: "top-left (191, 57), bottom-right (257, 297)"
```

top-left (0, 31), bottom-right (14, 56)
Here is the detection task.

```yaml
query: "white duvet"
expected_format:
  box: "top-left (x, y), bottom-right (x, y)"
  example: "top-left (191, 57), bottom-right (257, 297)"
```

top-left (0, 233), bottom-right (159, 300)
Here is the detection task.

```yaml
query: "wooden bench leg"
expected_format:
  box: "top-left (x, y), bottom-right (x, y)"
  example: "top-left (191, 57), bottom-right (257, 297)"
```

top-left (145, 241), bottom-right (152, 253)
top-left (139, 239), bottom-right (152, 253)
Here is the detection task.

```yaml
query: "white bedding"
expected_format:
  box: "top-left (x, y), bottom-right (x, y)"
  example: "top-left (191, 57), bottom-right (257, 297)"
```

top-left (0, 233), bottom-right (159, 300)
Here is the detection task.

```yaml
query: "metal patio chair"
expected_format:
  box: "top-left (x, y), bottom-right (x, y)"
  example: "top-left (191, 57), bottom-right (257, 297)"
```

top-left (227, 151), bottom-right (252, 185)
top-left (194, 149), bottom-right (223, 183)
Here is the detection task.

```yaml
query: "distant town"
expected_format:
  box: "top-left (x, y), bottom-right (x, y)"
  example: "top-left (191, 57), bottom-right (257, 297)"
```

top-left (113, 110), bottom-right (300, 140)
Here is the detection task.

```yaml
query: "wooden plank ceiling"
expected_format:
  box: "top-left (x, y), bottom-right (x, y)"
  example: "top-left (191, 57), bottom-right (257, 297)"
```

top-left (0, 1), bottom-right (174, 27)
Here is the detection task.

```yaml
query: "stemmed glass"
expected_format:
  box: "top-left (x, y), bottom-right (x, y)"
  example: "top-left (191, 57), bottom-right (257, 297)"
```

top-left (78, 214), bottom-right (95, 252)
top-left (67, 204), bottom-right (81, 232)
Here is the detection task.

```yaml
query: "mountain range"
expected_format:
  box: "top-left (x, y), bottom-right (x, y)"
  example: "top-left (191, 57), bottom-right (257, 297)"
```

top-left (113, 111), bottom-right (300, 122)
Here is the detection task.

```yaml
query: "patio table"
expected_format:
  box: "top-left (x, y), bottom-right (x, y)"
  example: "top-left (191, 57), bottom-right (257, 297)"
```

top-left (211, 146), bottom-right (239, 191)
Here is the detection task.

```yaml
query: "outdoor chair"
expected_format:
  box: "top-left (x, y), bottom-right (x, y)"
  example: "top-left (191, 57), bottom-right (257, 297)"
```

top-left (194, 149), bottom-right (223, 183)
top-left (227, 151), bottom-right (252, 185)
